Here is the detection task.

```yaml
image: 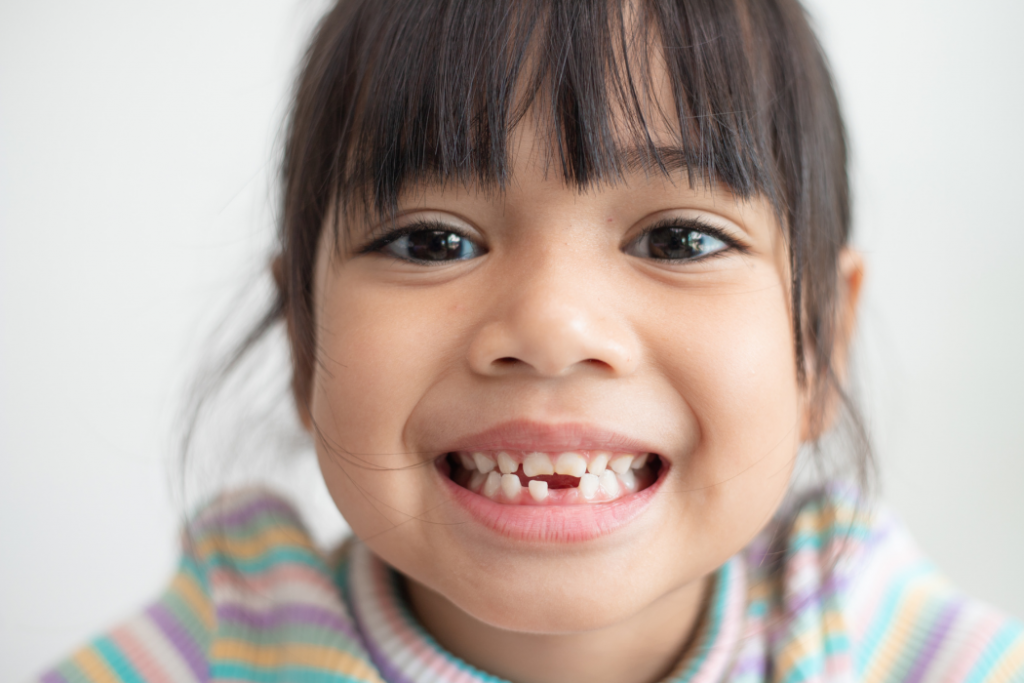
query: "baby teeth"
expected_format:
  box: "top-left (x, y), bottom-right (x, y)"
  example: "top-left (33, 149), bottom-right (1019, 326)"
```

top-left (472, 452), bottom-right (496, 473)
top-left (554, 452), bottom-right (587, 477)
top-left (501, 473), bottom-right (522, 500)
top-left (578, 472), bottom-right (599, 499)
top-left (528, 480), bottom-right (548, 502)
top-left (609, 454), bottom-right (634, 475)
top-left (497, 451), bottom-right (518, 474)
top-left (630, 453), bottom-right (649, 470)
top-left (587, 452), bottom-right (610, 475)
top-left (599, 470), bottom-right (620, 497)
top-left (523, 452), bottom-right (554, 477)
top-left (482, 471), bottom-right (501, 498)
top-left (469, 470), bottom-right (487, 492)
top-left (618, 467), bottom-right (638, 492)
top-left (459, 453), bottom-right (476, 470)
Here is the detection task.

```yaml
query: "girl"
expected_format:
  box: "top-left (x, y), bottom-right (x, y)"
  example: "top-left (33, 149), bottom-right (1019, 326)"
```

top-left (36, 0), bottom-right (1024, 681)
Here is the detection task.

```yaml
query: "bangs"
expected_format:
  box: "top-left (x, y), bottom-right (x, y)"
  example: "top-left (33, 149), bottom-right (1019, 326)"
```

top-left (290, 0), bottom-right (788, 226)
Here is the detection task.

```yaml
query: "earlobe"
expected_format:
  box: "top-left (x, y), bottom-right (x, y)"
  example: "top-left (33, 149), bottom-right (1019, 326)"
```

top-left (272, 254), bottom-right (315, 433)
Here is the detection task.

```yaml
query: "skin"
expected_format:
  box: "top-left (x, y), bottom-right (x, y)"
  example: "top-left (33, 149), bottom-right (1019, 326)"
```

top-left (301, 118), bottom-right (863, 683)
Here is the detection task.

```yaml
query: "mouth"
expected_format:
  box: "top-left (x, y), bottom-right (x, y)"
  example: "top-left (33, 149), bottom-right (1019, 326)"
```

top-left (433, 421), bottom-right (669, 541)
top-left (442, 450), bottom-right (662, 504)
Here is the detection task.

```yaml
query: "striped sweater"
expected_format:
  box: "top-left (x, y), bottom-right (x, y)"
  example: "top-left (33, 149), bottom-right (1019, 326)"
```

top-left (38, 486), bottom-right (1024, 682)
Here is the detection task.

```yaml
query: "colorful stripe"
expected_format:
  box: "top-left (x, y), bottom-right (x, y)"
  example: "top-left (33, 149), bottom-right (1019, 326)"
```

top-left (35, 486), bottom-right (1024, 683)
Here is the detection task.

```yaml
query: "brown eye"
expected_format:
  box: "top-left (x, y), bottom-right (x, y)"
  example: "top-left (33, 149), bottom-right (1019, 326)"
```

top-left (626, 225), bottom-right (728, 261)
top-left (383, 228), bottom-right (483, 263)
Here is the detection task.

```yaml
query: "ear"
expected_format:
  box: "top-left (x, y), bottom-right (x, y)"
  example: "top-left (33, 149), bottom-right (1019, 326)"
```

top-left (800, 247), bottom-right (865, 441)
top-left (272, 255), bottom-right (315, 432)
top-left (832, 248), bottom-right (865, 385)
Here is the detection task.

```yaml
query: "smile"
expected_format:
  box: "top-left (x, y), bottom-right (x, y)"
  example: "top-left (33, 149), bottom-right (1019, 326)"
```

top-left (432, 421), bottom-right (669, 542)
top-left (445, 450), bottom-right (660, 504)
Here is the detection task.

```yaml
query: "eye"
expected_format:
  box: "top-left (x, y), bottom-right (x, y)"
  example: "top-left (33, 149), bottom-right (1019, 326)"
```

top-left (366, 224), bottom-right (485, 264)
top-left (625, 220), bottom-right (731, 262)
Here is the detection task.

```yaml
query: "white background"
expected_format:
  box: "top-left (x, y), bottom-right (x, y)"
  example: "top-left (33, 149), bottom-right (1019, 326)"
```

top-left (2, 1), bottom-right (1022, 680)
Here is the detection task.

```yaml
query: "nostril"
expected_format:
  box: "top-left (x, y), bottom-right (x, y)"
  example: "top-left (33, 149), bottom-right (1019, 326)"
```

top-left (495, 357), bottom-right (519, 366)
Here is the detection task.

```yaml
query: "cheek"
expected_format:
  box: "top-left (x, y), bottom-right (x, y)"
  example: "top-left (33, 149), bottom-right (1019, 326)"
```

top-left (309, 277), bottom-right (466, 542)
top-left (646, 280), bottom-right (801, 546)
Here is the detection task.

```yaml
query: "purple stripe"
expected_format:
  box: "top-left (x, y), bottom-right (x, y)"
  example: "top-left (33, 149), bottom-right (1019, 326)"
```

top-left (39, 671), bottom-right (70, 683)
top-left (192, 496), bottom-right (298, 533)
top-left (147, 603), bottom-right (209, 681)
top-left (903, 599), bottom-right (963, 683)
top-left (217, 603), bottom-right (360, 640)
top-left (354, 624), bottom-right (419, 683)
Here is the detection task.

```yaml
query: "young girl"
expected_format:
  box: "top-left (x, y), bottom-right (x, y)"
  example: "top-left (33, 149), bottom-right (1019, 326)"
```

top-left (38, 0), bottom-right (1024, 681)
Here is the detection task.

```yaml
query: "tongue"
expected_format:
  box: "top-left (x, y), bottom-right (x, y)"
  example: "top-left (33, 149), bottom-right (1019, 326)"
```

top-left (518, 473), bottom-right (580, 489)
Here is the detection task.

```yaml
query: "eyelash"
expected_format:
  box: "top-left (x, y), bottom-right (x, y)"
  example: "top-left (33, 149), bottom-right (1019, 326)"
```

top-left (358, 217), bottom-right (747, 264)
top-left (358, 220), bottom-right (484, 264)
top-left (625, 218), bottom-right (748, 263)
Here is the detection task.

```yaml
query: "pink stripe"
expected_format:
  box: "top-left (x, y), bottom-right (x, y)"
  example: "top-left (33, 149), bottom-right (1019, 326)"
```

top-left (110, 628), bottom-right (175, 683)
top-left (209, 563), bottom-right (337, 593)
top-left (941, 616), bottom-right (1004, 682)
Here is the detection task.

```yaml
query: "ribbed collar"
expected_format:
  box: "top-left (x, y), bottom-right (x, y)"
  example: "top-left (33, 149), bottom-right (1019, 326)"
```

top-left (344, 541), bottom-right (747, 683)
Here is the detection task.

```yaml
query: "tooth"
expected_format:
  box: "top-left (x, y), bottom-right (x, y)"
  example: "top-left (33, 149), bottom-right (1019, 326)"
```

top-left (578, 473), bottom-right (599, 500)
top-left (472, 452), bottom-right (497, 473)
top-left (469, 470), bottom-right (487, 492)
top-left (630, 453), bottom-right (650, 470)
top-left (482, 471), bottom-right (501, 498)
top-left (528, 480), bottom-right (548, 502)
top-left (609, 454), bottom-right (634, 474)
top-left (459, 453), bottom-right (476, 470)
top-left (497, 451), bottom-right (518, 474)
top-left (618, 468), bottom-right (638, 491)
top-left (587, 452), bottom-right (610, 475)
top-left (599, 470), bottom-right (620, 497)
top-left (555, 452), bottom-right (587, 477)
top-left (501, 473), bottom-right (522, 500)
top-left (523, 452), bottom-right (554, 477)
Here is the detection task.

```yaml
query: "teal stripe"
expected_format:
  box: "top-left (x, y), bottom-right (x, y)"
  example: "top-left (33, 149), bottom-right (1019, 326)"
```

top-left (671, 559), bottom-right (733, 681)
top-left (93, 637), bottom-right (145, 683)
top-left (855, 560), bottom-right (934, 674)
top-left (212, 663), bottom-right (373, 683)
top-left (787, 521), bottom-right (872, 556)
top-left (205, 547), bottom-right (325, 575)
top-left (963, 623), bottom-right (1024, 683)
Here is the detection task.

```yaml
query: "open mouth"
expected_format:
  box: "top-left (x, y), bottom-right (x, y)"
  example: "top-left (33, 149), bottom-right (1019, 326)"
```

top-left (442, 450), bottom-right (662, 505)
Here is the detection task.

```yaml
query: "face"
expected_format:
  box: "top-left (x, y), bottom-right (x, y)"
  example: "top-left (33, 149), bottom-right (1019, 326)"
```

top-left (307, 121), bottom-right (805, 634)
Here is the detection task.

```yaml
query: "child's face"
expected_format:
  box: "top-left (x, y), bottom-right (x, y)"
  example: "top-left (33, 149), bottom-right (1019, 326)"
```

top-left (309, 121), bottom-right (805, 633)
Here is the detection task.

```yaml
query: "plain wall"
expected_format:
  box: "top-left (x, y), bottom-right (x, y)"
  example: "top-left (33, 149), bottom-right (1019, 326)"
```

top-left (1, 1), bottom-right (1022, 680)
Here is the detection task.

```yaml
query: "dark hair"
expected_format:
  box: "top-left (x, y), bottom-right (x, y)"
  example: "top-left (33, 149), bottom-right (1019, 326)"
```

top-left (185, 0), bottom-right (871, 499)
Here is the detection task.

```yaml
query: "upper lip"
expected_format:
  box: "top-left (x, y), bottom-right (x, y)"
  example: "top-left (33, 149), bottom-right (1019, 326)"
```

top-left (441, 420), bottom-right (664, 457)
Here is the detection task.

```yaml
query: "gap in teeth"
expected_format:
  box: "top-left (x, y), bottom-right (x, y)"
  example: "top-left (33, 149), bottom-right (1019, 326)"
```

top-left (451, 450), bottom-right (656, 502)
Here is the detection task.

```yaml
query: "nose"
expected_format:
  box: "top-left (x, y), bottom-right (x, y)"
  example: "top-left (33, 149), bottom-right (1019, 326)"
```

top-left (467, 257), bottom-right (640, 378)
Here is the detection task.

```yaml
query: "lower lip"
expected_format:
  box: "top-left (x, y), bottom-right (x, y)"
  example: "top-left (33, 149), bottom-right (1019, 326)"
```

top-left (437, 459), bottom-right (666, 543)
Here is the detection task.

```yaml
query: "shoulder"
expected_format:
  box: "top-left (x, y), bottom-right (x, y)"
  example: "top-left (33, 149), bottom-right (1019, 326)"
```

top-left (35, 488), bottom-right (376, 683)
top-left (743, 484), bottom-right (1024, 682)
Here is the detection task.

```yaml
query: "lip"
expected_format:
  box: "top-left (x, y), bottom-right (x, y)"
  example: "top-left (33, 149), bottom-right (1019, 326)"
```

top-left (435, 420), bottom-right (668, 543)
top-left (441, 419), bottom-right (666, 456)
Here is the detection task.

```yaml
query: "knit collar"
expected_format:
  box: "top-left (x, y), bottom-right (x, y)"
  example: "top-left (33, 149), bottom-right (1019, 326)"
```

top-left (344, 541), bottom-right (747, 683)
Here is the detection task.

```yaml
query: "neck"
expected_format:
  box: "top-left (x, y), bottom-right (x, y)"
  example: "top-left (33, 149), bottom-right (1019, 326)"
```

top-left (405, 574), bottom-right (711, 683)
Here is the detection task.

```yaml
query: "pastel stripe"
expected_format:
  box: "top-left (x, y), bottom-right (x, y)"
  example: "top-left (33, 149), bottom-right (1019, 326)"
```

top-left (34, 486), bottom-right (1024, 683)
top-left (902, 598), bottom-right (962, 683)
top-left (110, 627), bottom-right (175, 683)
top-left (146, 603), bottom-right (208, 681)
